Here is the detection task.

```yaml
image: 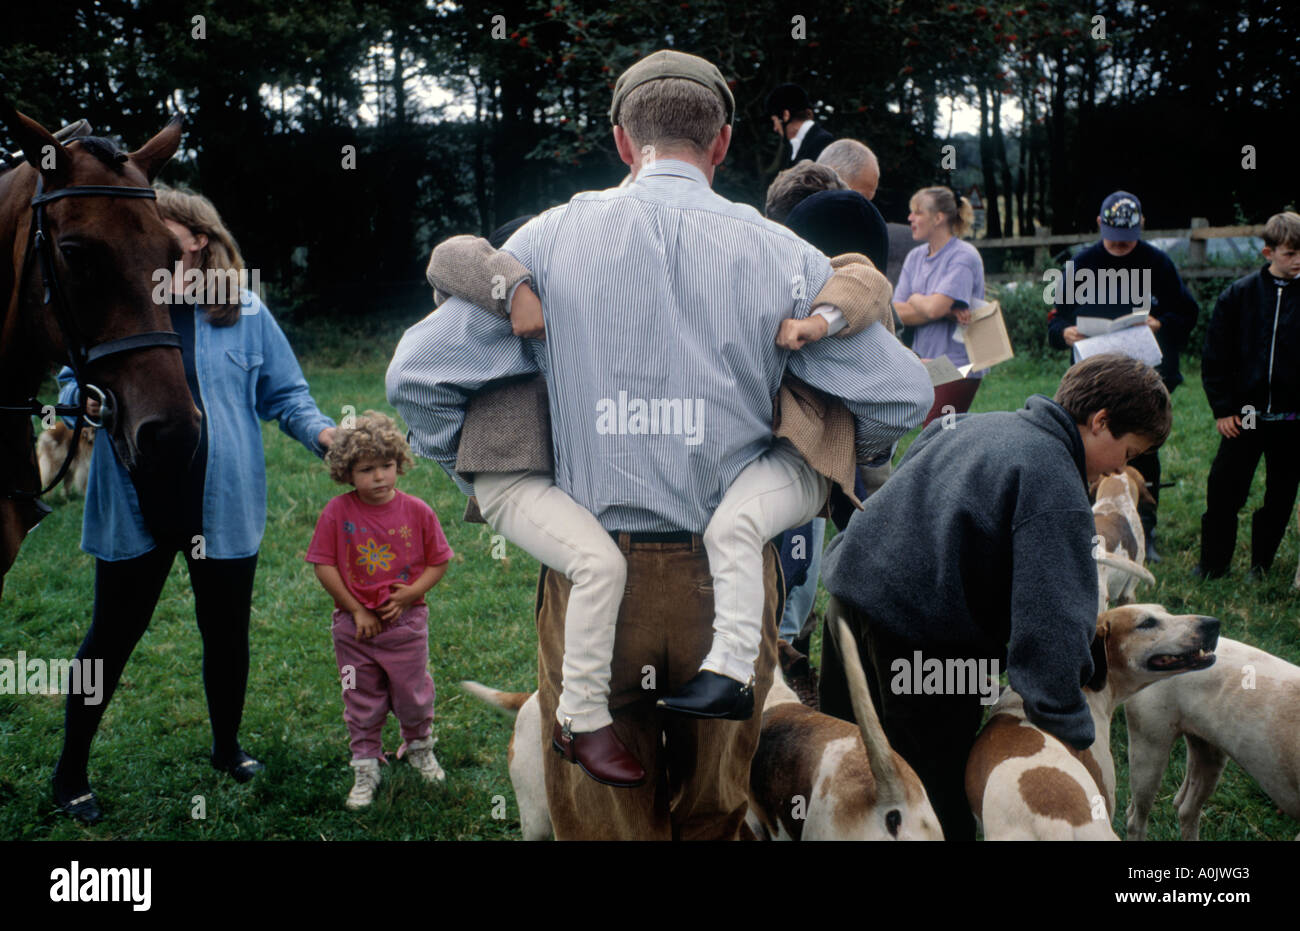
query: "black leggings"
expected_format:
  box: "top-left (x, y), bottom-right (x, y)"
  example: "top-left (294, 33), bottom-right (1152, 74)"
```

top-left (54, 547), bottom-right (259, 793)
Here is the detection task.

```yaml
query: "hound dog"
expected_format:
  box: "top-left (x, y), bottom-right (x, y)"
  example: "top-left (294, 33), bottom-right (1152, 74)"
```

top-left (36, 421), bottom-right (95, 498)
top-left (1092, 466), bottom-right (1157, 611)
top-left (1125, 636), bottom-right (1300, 841)
top-left (459, 682), bottom-right (552, 841)
top-left (463, 609), bottom-right (943, 841)
top-left (744, 606), bottom-right (943, 840)
top-left (965, 604), bottom-right (1219, 840)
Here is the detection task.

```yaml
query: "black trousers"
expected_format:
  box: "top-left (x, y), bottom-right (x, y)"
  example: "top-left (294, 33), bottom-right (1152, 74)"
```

top-left (54, 546), bottom-right (259, 791)
top-left (1199, 420), bottom-right (1300, 573)
top-left (1129, 447), bottom-right (1161, 539)
top-left (820, 607), bottom-right (987, 841)
top-left (1128, 372), bottom-right (1185, 541)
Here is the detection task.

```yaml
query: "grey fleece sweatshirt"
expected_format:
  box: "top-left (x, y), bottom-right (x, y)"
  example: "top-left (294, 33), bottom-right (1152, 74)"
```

top-left (822, 394), bottom-right (1100, 749)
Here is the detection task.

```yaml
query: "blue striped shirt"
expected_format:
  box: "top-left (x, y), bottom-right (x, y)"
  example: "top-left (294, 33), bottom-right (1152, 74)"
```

top-left (387, 160), bottom-right (932, 533)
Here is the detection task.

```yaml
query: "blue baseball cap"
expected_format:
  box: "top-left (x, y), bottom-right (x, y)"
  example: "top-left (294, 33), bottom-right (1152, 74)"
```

top-left (1099, 191), bottom-right (1142, 241)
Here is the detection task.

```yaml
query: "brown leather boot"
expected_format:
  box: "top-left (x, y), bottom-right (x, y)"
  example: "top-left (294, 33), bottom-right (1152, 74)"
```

top-left (551, 720), bottom-right (646, 788)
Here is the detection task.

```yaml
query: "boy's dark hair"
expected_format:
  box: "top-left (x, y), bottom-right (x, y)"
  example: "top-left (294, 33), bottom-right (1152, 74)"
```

top-left (1262, 211), bottom-right (1300, 250)
top-left (1054, 354), bottom-right (1171, 445)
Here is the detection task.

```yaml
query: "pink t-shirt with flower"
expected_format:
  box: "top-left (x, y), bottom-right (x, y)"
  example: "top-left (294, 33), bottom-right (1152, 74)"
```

top-left (306, 489), bottom-right (453, 610)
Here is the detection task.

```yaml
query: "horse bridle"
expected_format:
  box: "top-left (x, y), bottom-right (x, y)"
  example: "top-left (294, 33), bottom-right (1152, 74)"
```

top-left (1, 176), bottom-right (183, 501)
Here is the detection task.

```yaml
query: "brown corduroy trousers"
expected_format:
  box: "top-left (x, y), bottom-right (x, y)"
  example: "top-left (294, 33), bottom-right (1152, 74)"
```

top-left (536, 534), bottom-right (782, 840)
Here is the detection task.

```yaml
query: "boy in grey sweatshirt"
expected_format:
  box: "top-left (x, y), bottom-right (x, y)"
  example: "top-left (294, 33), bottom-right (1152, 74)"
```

top-left (820, 353), bottom-right (1172, 840)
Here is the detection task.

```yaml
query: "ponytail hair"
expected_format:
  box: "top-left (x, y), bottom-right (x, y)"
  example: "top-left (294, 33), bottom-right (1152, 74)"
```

top-left (914, 185), bottom-right (975, 238)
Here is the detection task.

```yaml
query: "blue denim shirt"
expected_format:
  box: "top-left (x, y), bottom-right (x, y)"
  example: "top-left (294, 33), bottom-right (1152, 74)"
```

top-left (58, 291), bottom-right (335, 561)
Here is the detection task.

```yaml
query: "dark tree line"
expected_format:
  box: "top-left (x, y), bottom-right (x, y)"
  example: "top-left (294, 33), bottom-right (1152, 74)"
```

top-left (2, 0), bottom-right (1294, 318)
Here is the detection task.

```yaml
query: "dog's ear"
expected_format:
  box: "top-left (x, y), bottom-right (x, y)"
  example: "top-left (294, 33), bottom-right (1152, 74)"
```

top-left (1086, 620), bottom-right (1109, 691)
top-left (1136, 478), bottom-right (1157, 507)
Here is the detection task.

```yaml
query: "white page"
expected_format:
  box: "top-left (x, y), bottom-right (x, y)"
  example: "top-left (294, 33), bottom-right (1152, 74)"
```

top-left (1073, 324), bottom-right (1163, 367)
top-left (1076, 311), bottom-right (1148, 338)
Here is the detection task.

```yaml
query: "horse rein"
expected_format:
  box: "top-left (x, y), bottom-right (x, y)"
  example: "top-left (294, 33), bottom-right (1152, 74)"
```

top-left (2, 176), bottom-right (183, 500)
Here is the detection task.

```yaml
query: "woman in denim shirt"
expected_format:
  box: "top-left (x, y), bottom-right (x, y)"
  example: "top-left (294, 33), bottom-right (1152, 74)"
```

top-left (52, 186), bottom-right (336, 823)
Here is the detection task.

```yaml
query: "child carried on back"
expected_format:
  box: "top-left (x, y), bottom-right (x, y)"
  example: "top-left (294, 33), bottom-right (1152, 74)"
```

top-left (427, 233), bottom-right (893, 787)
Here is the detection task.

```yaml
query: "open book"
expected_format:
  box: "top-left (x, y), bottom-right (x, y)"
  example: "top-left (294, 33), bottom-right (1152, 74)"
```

top-left (1073, 320), bottom-right (1163, 368)
top-left (1076, 311), bottom-right (1149, 338)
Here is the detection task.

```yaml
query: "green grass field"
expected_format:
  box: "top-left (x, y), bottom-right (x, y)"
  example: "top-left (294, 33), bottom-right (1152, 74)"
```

top-left (1, 329), bottom-right (1297, 841)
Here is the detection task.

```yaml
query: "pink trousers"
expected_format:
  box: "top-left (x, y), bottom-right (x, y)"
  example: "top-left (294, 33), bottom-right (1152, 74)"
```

top-left (331, 605), bottom-right (435, 761)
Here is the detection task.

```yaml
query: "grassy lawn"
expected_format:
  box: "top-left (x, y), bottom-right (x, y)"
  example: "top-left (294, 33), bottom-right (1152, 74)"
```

top-left (1, 331), bottom-right (1297, 840)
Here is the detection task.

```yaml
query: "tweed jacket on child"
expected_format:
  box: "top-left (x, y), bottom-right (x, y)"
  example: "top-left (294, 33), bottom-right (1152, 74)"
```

top-left (428, 235), bottom-right (895, 521)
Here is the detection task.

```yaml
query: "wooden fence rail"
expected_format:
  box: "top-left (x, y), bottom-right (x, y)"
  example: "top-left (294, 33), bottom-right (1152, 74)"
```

top-left (974, 218), bottom-right (1264, 284)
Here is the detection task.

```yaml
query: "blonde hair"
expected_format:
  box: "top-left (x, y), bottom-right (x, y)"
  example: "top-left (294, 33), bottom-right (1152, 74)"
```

top-left (1263, 211), bottom-right (1300, 250)
top-left (154, 183), bottom-right (246, 326)
top-left (913, 186), bottom-right (975, 238)
top-left (325, 411), bottom-right (415, 484)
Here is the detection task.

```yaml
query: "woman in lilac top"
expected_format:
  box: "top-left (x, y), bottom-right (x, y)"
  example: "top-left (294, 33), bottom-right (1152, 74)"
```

top-left (892, 186), bottom-right (987, 425)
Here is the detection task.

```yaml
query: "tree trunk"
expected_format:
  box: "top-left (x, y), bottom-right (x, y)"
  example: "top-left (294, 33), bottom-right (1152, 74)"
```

top-left (391, 32), bottom-right (407, 128)
top-left (473, 79), bottom-right (489, 236)
top-left (978, 81), bottom-right (1001, 239)
top-left (1017, 79), bottom-right (1031, 233)
top-left (1048, 46), bottom-right (1068, 229)
top-left (993, 88), bottom-right (1016, 237)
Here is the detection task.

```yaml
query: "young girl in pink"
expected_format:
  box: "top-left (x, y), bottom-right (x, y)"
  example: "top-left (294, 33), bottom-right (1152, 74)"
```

top-left (307, 411), bottom-right (454, 809)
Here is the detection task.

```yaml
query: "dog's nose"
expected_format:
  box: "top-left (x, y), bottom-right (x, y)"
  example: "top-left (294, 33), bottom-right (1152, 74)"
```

top-left (1198, 616), bottom-right (1221, 647)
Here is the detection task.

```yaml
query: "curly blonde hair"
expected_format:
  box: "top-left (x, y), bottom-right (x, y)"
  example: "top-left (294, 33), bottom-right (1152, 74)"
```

top-left (325, 411), bottom-right (414, 484)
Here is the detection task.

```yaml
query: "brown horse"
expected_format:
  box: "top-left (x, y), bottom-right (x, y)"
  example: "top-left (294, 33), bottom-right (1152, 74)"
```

top-left (0, 106), bottom-right (201, 598)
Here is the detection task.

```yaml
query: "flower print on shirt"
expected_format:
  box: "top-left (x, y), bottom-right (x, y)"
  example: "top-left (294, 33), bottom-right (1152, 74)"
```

top-left (356, 538), bottom-right (395, 575)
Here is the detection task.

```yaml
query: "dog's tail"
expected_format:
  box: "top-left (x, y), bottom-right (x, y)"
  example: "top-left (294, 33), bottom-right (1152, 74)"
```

top-left (460, 680), bottom-right (532, 716)
top-left (827, 597), bottom-right (907, 816)
top-left (1096, 553), bottom-right (1156, 585)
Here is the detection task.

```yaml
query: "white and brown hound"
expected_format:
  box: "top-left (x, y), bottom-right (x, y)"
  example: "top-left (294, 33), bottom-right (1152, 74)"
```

top-left (965, 604), bottom-right (1219, 840)
top-left (462, 606), bottom-right (942, 841)
top-left (1092, 466), bottom-right (1156, 611)
top-left (1125, 635), bottom-right (1300, 841)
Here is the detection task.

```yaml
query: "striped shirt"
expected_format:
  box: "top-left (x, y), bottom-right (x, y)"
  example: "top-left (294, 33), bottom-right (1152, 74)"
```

top-left (387, 159), bottom-right (932, 534)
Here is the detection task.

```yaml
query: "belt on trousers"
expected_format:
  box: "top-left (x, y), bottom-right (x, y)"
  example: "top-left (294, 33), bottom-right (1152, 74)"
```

top-left (608, 529), bottom-right (696, 544)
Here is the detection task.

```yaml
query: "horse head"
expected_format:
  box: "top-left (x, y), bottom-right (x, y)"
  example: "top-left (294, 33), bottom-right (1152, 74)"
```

top-left (0, 106), bottom-right (201, 593)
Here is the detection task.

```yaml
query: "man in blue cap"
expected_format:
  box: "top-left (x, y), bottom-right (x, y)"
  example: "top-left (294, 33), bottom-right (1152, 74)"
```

top-left (1047, 190), bottom-right (1200, 562)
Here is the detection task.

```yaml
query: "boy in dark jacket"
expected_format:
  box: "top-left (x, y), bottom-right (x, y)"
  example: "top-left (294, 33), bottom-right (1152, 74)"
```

top-left (1196, 212), bottom-right (1300, 579)
top-left (819, 354), bottom-right (1171, 841)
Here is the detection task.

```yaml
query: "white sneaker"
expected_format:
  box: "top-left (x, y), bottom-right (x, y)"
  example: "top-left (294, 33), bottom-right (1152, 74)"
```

top-left (404, 737), bottom-right (446, 783)
top-left (346, 758), bottom-right (382, 809)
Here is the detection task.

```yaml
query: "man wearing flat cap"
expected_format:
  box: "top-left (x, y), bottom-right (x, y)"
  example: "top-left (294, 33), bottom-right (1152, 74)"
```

top-left (388, 49), bottom-right (930, 839)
